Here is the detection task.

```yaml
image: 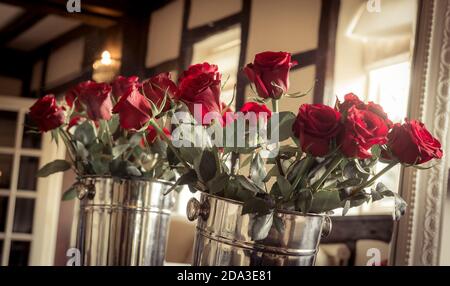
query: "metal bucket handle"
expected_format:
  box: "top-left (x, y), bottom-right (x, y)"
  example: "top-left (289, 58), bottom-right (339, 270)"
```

top-left (187, 197), bottom-right (210, 221)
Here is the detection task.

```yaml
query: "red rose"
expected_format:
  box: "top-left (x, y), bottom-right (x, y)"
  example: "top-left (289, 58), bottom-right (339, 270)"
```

top-left (179, 62), bottom-right (219, 81)
top-left (144, 125), bottom-right (171, 144)
top-left (178, 63), bottom-right (222, 124)
top-left (366, 101), bottom-right (393, 129)
top-left (65, 81), bottom-right (113, 121)
top-left (29, 94), bottom-right (65, 132)
top-left (112, 76), bottom-right (140, 100)
top-left (244, 51), bottom-right (297, 99)
top-left (384, 120), bottom-right (443, 164)
top-left (67, 116), bottom-right (84, 130)
top-left (292, 104), bottom-right (342, 157)
top-left (338, 106), bottom-right (390, 159)
top-left (112, 89), bottom-right (152, 130)
top-left (142, 73), bottom-right (177, 112)
top-left (239, 102), bottom-right (272, 126)
top-left (336, 93), bottom-right (366, 113)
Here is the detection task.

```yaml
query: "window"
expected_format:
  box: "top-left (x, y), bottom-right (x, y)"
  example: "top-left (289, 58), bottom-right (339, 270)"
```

top-left (0, 96), bottom-right (64, 265)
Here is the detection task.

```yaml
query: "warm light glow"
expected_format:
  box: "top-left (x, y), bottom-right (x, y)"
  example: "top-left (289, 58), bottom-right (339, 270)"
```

top-left (100, 50), bottom-right (112, 65)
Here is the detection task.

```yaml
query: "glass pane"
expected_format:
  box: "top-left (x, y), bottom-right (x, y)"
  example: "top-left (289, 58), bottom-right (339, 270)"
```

top-left (0, 196), bottom-right (8, 232)
top-left (22, 114), bottom-right (42, 149)
top-left (0, 154), bottom-right (13, 189)
top-left (9, 241), bottom-right (30, 266)
top-left (0, 111), bottom-right (17, 147)
top-left (17, 156), bottom-right (39, 191)
top-left (13, 198), bottom-right (35, 234)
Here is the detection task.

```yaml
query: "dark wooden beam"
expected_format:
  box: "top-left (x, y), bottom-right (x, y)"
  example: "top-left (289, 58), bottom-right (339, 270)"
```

top-left (291, 49), bottom-right (318, 70)
top-left (0, 48), bottom-right (31, 78)
top-left (120, 12), bottom-right (150, 78)
top-left (235, 0), bottom-right (252, 111)
top-left (178, 0), bottom-right (193, 74)
top-left (314, 0), bottom-right (340, 104)
top-left (187, 13), bottom-right (243, 44)
top-left (0, 0), bottom-right (120, 27)
top-left (0, 11), bottom-right (45, 46)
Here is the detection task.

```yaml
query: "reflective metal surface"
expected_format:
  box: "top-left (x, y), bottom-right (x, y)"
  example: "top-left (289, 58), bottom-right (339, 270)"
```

top-left (75, 176), bottom-right (174, 266)
top-left (188, 192), bottom-right (329, 266)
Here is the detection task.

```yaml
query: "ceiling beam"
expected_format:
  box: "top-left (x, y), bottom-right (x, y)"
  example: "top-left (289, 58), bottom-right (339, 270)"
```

top-left (0, 11), bottom-right (46, 46)
top-left (0, 48), bottom-right (31, 78)
top-left (0, 0), bottom-right (121, 27)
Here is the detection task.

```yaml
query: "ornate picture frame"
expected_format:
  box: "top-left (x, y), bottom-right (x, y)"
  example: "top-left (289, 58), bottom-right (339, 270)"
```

top-left (391, 0), bottom-right (450, 265)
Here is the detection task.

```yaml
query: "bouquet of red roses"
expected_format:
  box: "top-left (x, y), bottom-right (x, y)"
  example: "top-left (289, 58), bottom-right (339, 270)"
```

top-left (28, 74), bottom-right (181, 199)
top-left (159, 51), bottom-right (443, 223)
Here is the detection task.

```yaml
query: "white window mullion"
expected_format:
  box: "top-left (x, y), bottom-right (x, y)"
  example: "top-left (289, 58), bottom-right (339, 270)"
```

top-left (1, 109), bottom-right (25, 266)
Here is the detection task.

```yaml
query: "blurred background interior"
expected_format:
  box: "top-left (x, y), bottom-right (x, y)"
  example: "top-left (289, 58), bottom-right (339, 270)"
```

top-left (0, 0), bottom-right (448, 266)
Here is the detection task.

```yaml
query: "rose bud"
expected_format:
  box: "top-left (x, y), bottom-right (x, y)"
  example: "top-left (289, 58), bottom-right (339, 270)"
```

top-left (29, 94), bottom-right (65, 132)
top-left (112, 88), bottom-right (152, 130)
top-left (65, 81), bottom-right (113, 121)
top-left (142, 72), bottom-right (178, 113)
top-left (383, 119), bottom-right (443, 165)
top-left (239, 102), bottom-right (272, 126)
top-left (244, 51), bottom-right (297, 99)
top-left (292, 104), bottom-right (342, 157)
top-left (112, 76), bottom-right (140, 100)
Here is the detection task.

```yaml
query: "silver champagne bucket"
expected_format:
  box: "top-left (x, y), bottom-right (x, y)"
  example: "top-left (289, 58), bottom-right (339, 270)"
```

top-left (74, 176), bottom-right (174, 266)
top-left (187, 192), bottom-right (331, 266)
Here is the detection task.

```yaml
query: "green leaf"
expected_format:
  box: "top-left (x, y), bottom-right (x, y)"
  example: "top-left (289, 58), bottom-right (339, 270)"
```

top-left (267, 111), bottom-right (296, 142)
top-left (195, 149), bottom-right (217, 182)
top-left (165, 169), bottom-right (198, 194)
top-left (297, 188), bottom-right (313, 214)
top-left (263, 166), bottom-right (279, 182)
top-left (342, 200), bottom-right (351, 216)
top-left (371, 145), bottom-right (382, 158)
top-left (236, 175), bottom-right (263, 194)
top-left (74, 121), bottom-right (96, 146)
top-left (337, 178), bottom-right (364, 188)
top-left (208, 173), bottom-right (230, 194)
top-left (37, 160), bottom-right (71, 177)
top-left (273, 214), bottom-right (285, 234)
top-left (250, 213), bottom-right (274, 241)
top-left (250, 153), bottom-right (267, 190)
top-left (242, 197), bottom-right (272, 215)
top-left (112, 144), bottom-right (130, 159)
top-left (125, 165), bottom-right (142, 177)
top-left (108, 115), bottom-right (120, 134)
top-left (277, 176), bottom-right (292, 199)
top-left (62, 187), bottom-right (77, 201)
top-left (310, 190), bottom-right (342, 213)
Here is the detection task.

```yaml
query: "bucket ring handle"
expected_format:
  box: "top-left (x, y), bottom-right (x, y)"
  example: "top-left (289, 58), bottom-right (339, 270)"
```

top-left (186, 197), bottom-right (210, 221)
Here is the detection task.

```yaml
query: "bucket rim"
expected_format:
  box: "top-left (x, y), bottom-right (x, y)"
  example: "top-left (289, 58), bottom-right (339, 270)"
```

top-left (199, 191), bottom-right (326, 218)
top-left (77, 175), bottom-right (174, 186)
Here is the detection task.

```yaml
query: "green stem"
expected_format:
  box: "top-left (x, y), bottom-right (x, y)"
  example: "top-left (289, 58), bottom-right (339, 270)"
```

top-left (312, 156), bottom-right (344, 192)
top-left (291, 155), bottom-right (315, 191)
top-left (351, 161), bottom-right (397, 196)
top-left (148, 119), bottom-right (191, 169)
top-left (271, 99), bottom-right (279, 113)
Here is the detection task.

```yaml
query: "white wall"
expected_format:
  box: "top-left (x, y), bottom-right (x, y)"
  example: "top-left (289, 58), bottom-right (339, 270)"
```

top-left (45, 38), bottom-right (84, 87)
top-left (188, 0), bottom-right (242, 28)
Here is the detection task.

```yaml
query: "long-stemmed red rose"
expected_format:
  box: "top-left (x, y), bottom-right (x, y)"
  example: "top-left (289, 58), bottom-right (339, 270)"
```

top-left (177, 62), bottom-right (222, 124)
top-left (66, 81), bottom-right (113, 121)
top-left (384, 119), bottom-right (443, 164)
top-left (29, 94), bottom-right (65, 132)
top-left (244, 51), bottom-right (297, 99)
top-left (142, 72), bottom-right (177, 112)
top-left (112, 88), bottom-right (152, 130)
top-left (338, 106), bottom-right (390, 159)
top-left (112, 76), bottom-right (140, 100)
top-left (292, 104), bottom-right (342, 157)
